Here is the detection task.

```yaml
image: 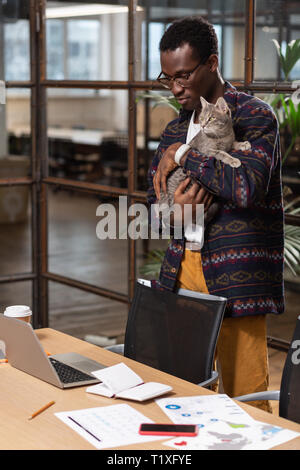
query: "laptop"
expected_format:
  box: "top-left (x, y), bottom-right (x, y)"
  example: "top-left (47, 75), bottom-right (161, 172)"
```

top-left (0, 315), bottom-right (105, 389)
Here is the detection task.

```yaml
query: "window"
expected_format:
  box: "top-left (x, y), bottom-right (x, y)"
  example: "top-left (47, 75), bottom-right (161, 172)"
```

top-left (46, 19), bottom-right (100, 80)
top-left (4, 20), bottom-right (30, 81)
top-left (46, 19), bottom-right (64, 79)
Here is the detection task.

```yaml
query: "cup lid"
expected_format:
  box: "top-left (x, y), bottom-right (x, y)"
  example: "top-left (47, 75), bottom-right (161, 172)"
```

top-left (4, 305), bottom-right (32, 317)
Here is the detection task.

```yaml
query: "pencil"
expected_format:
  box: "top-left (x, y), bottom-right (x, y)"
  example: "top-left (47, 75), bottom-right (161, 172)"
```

top-left (28, 400), bottom-right (55, 420)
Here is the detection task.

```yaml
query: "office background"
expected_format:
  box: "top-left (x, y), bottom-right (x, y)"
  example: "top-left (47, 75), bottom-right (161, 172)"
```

top-left (0, 0), bottom-right (299, 408)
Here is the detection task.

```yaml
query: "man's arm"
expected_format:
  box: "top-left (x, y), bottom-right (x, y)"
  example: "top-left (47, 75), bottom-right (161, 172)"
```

top-left (147, 131), bottom-right (169, 234)
top-left (180, 103), bottom-right (280, 208)
top-left (147, 133), bottom-right (166, 207)
top-left (147, 130), bottom-right (213, 234)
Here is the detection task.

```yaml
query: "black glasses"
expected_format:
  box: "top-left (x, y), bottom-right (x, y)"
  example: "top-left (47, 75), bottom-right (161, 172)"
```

top-left (156, 60), bottom-right (205, 89)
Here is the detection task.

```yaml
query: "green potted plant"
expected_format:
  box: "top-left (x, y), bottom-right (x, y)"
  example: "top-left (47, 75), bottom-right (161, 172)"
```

top-left (280, 96), bottom-right (300, 163)
top-left (270, 38), bottom-right (300, 278)
top-left (270, 39), bottom-right (300, 163)
top-left (283, 196), bottom-right (300, 275)
top-left (272, 39), bottom-right (300, 81)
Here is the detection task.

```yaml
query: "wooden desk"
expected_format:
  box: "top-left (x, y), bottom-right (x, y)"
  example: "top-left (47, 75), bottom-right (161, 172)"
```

top-left (9, 126), bottom-right (145, 148)
top-left (1, 328), bottom-right (300, 450)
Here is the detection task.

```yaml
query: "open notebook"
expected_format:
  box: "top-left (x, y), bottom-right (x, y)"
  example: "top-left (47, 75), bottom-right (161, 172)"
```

top-left (86, 362), bottom-right (172, 401)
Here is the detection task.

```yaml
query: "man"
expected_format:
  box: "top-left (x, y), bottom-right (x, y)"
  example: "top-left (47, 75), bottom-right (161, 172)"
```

top-left (147, 16), bottom-right (284, 412)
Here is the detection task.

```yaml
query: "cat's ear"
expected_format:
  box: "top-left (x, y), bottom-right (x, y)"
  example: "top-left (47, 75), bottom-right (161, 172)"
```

top-left (200, 96), bottom-right (209, 110)
top-left (216, 97), bottom-right (230, 115)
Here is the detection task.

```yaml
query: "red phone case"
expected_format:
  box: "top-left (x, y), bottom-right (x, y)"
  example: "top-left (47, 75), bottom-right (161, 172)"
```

top-left (139, 423), bottom-right (198, 437)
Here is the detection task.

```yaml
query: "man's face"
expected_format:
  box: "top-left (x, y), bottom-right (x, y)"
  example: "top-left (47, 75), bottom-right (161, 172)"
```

top-left (160, 43), bottom-right (214, 112)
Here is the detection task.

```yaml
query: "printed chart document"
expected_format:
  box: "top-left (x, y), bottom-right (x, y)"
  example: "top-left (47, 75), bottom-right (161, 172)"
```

top-left (155, 395), bottom-right (300, 450)
top-left (86, 362), bottom-right (172, 401)
top-left (55, 403), bottom-right (164, 449)
top-left (163, 420), bottom-right (300, 451)
top-left (156, 394), bottom-right (256, 426)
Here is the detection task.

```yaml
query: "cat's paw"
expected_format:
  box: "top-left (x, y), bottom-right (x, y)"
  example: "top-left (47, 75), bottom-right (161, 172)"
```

top-left (233, 140), bottom-right (251, 151)
top-left (223, 156), bottom-right (241, 168)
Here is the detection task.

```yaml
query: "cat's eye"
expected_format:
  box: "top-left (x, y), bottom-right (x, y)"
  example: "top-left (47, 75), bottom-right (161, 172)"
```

top-left (207, 116), bottom-right (216, 124)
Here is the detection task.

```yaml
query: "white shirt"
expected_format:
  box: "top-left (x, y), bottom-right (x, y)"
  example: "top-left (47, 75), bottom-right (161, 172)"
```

top-left (183, 111), bottom-right (204, 248)
top-left (186, 110), bottom-right (201, 142)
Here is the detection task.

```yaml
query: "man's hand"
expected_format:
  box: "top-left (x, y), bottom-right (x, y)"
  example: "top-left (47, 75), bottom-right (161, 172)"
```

top-left (153, 142), bottom-right (182, 199)
top-left (173, 178), bottom-right (213, 223)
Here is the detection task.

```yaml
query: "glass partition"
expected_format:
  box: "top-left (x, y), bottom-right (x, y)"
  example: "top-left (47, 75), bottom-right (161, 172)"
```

top-left (0, 189), bottom-right (31, 276)
top-left (48, 281), bottom-right (128, 342)
top-left (6, 88), bottom-right (32, 165)
top-left (2, 12), bottom-right (30, 81)
top-left (135, 90), bottom-right (178, 191)
top-left (135, 1), bottom-right (247, 191)
top-left (46, 88), bottom-right (128, 187)
top-left (0, 1), bottom-right (32, 301)
top-left (136, 0), bottom-right (246, 82)
top-left (1, 0), bottom-right (299, 346)
top-left (46, 1), bottom-right (129, 81)
top-left (255, 0), bottom-right (300, 81)
top-left (48, 190), bottom-right (128, 295)
top-left (0, 281), bottom-right (32, 313)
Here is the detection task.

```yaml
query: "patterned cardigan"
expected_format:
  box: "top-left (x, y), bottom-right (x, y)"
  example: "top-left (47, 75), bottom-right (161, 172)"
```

top-left (147, 81), bottom-right (284, 318)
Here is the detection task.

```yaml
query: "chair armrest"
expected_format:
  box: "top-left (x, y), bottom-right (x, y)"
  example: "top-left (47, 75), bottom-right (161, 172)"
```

top-left (104, 344), bottom-right (124, 355)
top-left (234, 390), bottom-right (280, 402)
top-left (198, 370), bottom-right (218, 388)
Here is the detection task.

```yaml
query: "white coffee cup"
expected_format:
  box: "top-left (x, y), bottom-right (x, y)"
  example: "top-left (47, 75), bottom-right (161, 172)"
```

top-left (4, 305), bottom-right (32, 323)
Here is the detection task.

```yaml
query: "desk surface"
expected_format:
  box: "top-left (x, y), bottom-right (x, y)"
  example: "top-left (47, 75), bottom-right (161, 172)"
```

top-left (10, 126), bottom-right (117, 146)
top-left (9, 126), bottom-right (147, 148)
top-left (1, 328), bottom-right (300, 450)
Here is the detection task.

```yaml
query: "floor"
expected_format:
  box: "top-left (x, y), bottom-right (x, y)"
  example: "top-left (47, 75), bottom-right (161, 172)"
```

top-left (0, 188), bottom-right (299, 417)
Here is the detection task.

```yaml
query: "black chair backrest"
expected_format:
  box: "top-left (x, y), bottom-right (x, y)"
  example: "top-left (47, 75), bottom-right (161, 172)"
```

top-left (124, 282), bottom-right (226, 384)
top-left (279, 315), bottom-right (300, 423)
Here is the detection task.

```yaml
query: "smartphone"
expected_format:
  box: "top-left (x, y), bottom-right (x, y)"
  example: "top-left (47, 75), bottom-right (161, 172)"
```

top-left (139, 423), bottom-right (198, 437)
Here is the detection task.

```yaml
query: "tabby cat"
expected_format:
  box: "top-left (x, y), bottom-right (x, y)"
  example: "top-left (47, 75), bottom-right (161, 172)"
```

top-left (158, 96), bottom-right (251, 225)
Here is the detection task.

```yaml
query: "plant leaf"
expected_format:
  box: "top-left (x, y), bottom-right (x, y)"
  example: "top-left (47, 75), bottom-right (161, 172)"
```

top-left (136, 91), bottom-right (181, 114)
top-left (284, 256), bottom-right (297, 275)
top-left (272, 38), bottom-right (300, 80)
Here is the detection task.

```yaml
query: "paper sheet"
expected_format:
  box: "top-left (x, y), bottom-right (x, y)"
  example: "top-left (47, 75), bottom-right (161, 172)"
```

top-left (156, 394), bottom-right (256, 426)
top-left (163, 420), bottom-right (300, 450)
top-left (87, 362), bottom-right (172, 401)
top-left (91, 362), bottom-right (143, 395)
top-left (55, 403), bottom-right (164, 449)
top-left (115, 382), bottom-right (172, 401)
top-left (156, 395), bottom-right (300, 450)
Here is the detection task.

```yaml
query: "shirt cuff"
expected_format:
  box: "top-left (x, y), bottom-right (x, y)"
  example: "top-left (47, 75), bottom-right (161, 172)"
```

top-left (174, 144), bottom-right (191, 165)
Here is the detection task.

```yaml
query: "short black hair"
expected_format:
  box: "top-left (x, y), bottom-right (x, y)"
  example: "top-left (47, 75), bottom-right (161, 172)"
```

top-left (159, 16), bottom-right (218, 63)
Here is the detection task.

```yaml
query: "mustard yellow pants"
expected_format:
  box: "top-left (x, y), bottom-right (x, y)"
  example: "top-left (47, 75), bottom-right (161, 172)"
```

top-left (177, 249), bottom-right (272, 413)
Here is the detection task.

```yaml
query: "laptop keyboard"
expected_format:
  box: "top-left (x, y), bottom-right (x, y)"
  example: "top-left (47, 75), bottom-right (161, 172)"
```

top-left (49, 357), bottom-right (95, 384)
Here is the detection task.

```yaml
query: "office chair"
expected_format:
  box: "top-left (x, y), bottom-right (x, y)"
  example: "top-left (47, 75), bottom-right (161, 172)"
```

top-left (234, 315), bottom-right (300, 424)
top-left (106, 280), bottom-right (227, 388)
